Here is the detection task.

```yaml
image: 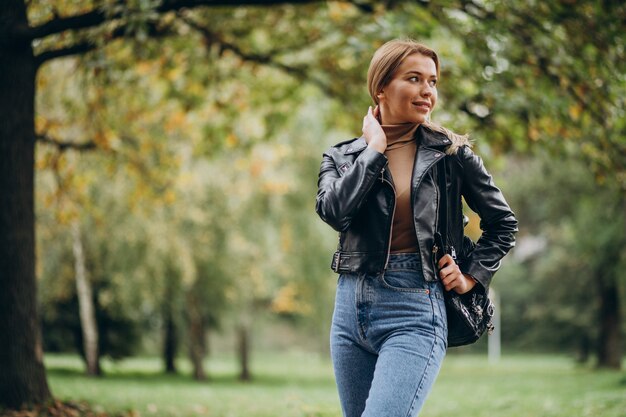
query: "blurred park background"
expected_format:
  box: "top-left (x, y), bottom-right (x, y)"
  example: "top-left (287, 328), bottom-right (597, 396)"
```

top-left (1, 1), bottom-right (625, 416)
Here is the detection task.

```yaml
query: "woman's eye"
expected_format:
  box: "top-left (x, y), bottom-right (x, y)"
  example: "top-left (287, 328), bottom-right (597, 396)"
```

top-left (408, 77), bottom-right (437, 86)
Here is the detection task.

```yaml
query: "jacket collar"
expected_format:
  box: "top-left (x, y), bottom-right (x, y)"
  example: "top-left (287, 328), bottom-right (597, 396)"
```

top-left (417, 124), bottom-right (451, 149)
top-left (344, 137), bottom-right (367, 154)
top-left (344, 124), bottom-right (450, 155)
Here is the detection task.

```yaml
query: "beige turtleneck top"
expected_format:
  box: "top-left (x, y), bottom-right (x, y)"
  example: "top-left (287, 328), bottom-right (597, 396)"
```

top-left (382, 123), bottom-right (420, 253)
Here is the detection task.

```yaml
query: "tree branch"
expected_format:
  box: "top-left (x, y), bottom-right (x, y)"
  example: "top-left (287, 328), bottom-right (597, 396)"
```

top-left (180, 15), bottom-right (335, 96)
top-left (346, 0), bottom-right (375, 13)
top-left (34, 42), bottom-right (96, 68)
top-left (24, 5), bottom-right (120, 41)
top-left (37, 135), bottom-right (98, 152)
top-left (23, 0), bottom-right (323, 41)
top-left (34, 19), bottom-right (177, 69)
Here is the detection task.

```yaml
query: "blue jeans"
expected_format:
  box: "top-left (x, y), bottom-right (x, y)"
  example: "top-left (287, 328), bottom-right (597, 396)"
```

top-left (330, 253), bottom-right (448, 417)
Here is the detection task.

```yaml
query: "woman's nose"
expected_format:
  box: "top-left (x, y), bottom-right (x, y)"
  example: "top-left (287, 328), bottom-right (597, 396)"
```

top-left (421, 85), bottom-right (433, 97)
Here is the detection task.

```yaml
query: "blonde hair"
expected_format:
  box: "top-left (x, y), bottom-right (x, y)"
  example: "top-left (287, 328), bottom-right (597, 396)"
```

top-left (366, 38), bottom-right (470, 152)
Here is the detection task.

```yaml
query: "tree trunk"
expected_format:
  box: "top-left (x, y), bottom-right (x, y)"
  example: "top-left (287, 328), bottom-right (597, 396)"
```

top-left (71, 221), bottom-right (100, 376)
top-left (575, 334), bottom-right (590, 364)
top-left (595, 207), bottom-right (623, 370)
top-left (0, 1), bottom-right (52, 408)
top-left (187, 298), bottom-right (206, 380)
top-left (162, 267), bottom-right (178, 374)
top-left (163, 304), bottom-right (177, 374)
top-left (596, 276), bottom-right (622, 369)
top-left (238, 324), bottom-right (251, 382)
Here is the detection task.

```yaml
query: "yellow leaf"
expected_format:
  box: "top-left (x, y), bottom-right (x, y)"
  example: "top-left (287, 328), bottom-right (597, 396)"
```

top-left (165, 111), bottom-right (186, 132)
top-left (226, 133), bottom-right (238, 148)
top-left (528, 126), bottom-right (540, 141)
top-left (271, 283), bottom-right (312, 315)
top-left (262, 181), bottom-right (290, 195)
top-left (568, 104), bottom-right (582, 121)
top-left (328, 2), bottom-right (355, 21)
top-left (280, 223), bottom-right (292, 252)
top-left (94, 129), bottom-right (115, 149)
top-left (166, 67), bottom-right (183, 81)
top-left (136, 61), bottom-right (153, 76)
top-left (164, 190), bottom-right (176, 204)
top-left (250, 160), bottom-right (263, 177)
top-left (37, 72), bottom-right (48, 89)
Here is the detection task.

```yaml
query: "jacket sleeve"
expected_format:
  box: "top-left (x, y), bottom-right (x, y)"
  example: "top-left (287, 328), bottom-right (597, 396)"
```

top-left (315, 145), bottom-right (388, 232)
top-left (458, 146), bottom-right (518, 289)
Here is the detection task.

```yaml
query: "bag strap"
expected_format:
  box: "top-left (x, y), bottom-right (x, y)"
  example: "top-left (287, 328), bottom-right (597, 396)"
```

top-left (436, 156), bottom-right (456, 260)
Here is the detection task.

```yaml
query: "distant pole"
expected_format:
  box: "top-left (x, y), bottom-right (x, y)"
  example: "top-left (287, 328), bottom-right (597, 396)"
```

top-left (488, 288), bottom-right (501, 363)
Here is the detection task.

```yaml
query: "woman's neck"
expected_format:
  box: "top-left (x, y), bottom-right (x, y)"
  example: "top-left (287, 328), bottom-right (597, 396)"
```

top-left (381, 123), bottom-right (419, 141)
top-left (381, 122), bottom-right (419, 147)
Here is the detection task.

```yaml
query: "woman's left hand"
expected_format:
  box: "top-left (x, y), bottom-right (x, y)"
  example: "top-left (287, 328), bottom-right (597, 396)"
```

top-left (437, 254), bottom-right (477, 294)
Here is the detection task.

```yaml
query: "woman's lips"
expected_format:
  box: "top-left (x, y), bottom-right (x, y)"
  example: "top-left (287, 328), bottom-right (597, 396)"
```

top-left (413, 102), bottom-right (431, 112)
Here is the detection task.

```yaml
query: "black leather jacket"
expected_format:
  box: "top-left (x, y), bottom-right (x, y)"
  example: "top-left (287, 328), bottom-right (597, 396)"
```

top-left (315, 124), bottom-right (518, 290)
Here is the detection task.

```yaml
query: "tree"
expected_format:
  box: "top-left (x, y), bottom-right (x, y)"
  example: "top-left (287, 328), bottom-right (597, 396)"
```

top-left (70, 220), bottom-right (100, 376)
top-left (36, 146), bottom-right (150, 370)
top-left (426, 0), bottom-right (626, 185)
top-left (2, 0), bottom-right (328, 407)
top-left (495, 152), bottom-right (624, 368)
top-left (1, 0), bottom-right (51, 407)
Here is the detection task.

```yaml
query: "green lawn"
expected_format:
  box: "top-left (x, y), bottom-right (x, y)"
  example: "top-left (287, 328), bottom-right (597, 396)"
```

top-left (45, 352), bottom-right (626, 417)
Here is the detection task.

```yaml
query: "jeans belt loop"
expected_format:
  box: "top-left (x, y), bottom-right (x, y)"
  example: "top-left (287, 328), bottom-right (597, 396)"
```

top-left (333, 251), bottom-right (341, 272)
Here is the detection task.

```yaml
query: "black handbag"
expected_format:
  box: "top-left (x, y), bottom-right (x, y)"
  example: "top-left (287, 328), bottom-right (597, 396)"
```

top-left (433, 156), bottom-right (495, 348)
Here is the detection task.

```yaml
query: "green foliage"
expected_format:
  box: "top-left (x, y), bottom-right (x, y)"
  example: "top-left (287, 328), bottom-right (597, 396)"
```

top-left (434, 0), bottom-right (626, 188)
top-left (493, 152), bottom-right (626, 354)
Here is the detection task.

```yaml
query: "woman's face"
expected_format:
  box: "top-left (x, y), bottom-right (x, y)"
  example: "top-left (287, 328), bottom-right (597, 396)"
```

top-left (377, 53), bottom-right (438, 125)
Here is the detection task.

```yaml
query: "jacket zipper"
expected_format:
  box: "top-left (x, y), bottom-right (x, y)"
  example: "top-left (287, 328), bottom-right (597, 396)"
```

top-left (380, 166), bottom-right (396, 270)
top-left (432, 163), bottom-right (439, 271)
top-left (410, 151), bottom-right (419, 264)
top-left (433, 156), bottom-right (457, 265)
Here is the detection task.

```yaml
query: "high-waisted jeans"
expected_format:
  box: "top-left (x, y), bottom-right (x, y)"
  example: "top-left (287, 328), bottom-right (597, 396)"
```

top-left (330, 253), bottom-right (448, 417)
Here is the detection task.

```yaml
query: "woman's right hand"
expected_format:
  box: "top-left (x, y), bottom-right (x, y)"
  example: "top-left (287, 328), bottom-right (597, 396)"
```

top-left (362, 105), bottom-right (387, 154)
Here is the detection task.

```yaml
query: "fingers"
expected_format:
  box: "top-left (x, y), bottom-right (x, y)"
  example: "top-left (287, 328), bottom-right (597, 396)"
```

top-left (362, 106), bottom-right (387, 152)
top-left (440, 274), bottom-right (456, 291)
top-left (363, 107), bottom-right (371, 126)
top-left (437, 253), bottom-right (455, 269)
top-left (440, 267), bottom-right (476, 294)
top-left (438, 264), bottom-right (455, 282)
top-left (364, 106), bottom-right (380, 123)
top-left (438, 260), bottom-right (462, 291)
top-left (363, 106), bottom-right (373, 123)
top-left (363, 106), bottom-right (377, 133)
top-left (441, 272), bottom-right (461, 292)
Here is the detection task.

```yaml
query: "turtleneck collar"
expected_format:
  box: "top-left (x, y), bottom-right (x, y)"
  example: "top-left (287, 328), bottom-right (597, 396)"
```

top-left (381, 122), bottom-right (419, 150)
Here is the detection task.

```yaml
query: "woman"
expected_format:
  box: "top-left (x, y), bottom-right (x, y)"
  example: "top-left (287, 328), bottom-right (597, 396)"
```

top-left (315, 39), bottom-right (518, 417)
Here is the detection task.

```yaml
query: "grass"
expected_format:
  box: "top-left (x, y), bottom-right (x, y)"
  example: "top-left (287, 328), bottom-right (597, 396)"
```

top-left (44, 352), bottom-right (626, 417)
